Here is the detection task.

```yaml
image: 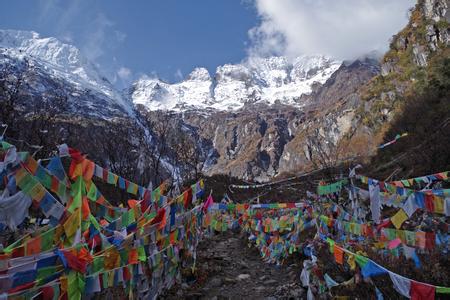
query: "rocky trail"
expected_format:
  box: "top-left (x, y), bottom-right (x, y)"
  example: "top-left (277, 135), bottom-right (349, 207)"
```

top-left (162, 231), bottom-right (306, 299)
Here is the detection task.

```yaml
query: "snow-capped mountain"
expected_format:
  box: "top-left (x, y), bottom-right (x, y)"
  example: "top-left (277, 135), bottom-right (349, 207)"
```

top-left (131, 55), bottom-right (341, 111)
top-left (0, 29), bottom-right (342, 115)
top-left (0, 29), bottom-right (383, 182)
top-left (0, 29), bottom-right (133, 117)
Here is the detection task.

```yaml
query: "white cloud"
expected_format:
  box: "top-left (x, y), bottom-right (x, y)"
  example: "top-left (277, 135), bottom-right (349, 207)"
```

top-left (248, 0), bottom-right (414, 60)
top-left (82, 13), bottom-right (114, 61)
top-left (117, 67), bottom-right (132, 80)
top-left (174, 69), bottom-right (183, 81)
top-left (36, 1), bottom-right (127, 87)
top-left (115, 30), bottom-right (127, 43)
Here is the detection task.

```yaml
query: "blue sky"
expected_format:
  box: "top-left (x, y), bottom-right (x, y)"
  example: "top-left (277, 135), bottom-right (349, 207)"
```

top-left (0, 0), bottom-right (413, 87)
top-left (0, 0), bottom-right (258, 86)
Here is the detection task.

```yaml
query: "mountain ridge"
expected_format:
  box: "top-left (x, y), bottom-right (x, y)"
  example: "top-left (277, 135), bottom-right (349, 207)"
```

top-left (131, 55), bottom-right (342, 112)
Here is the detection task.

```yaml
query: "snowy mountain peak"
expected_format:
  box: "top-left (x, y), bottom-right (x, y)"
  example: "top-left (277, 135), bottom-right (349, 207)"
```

top-left (187, 67), bottom-right (211, 81)
top-left (0, 30), bottom-right (87, 71)
top-left (131, 54), bottom-right (342, 112)
top-left (0, 29), bottom-right (133, 116)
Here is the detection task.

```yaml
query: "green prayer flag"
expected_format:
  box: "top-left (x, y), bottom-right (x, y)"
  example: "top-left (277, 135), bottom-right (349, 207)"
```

top-left (436, 286), bottom-right (450, 294)
top-left (37, 266), bottom-right (58, 282)
top-left (326, 238), bottom-right (334, 253)
top-left (138, 246), bottom-right (147, 262)
top-left (89, 214), bottom-right (101, 231)
top-left (69, 177), bottom-right (84, 213)
top-left (119, 249), bottom-right (127, 266)
top-left (122, 211), bottom-right (130, 227)
top-left (87, 184), bottom-right (98, 201)
top-left (41, 227), bottom-right (55, 251)
top-left (57, 183), bottom-right (67, 201)
top-left (317, 179), bottom-right (348, 195)
top-left (405, 230), bottom-right (416, 246)
top-left (0, 141), bottom-right (13, 150)
top-left (355, 254), bottom-right (369, 267)
top-left (21, 176), bottom-right (38, 195)
top-left (36, 170), bottom-right (52, 189)
top-left (67, 271), bottom-right (85, 300)
top-left (102, 271), bottom-right (109, 289)
top-left (145, 211), bottom-right (157, 221)
top-left (92, 257), bottom-right (105, 273)
top-left (222, 221), bottom-right (227, 232)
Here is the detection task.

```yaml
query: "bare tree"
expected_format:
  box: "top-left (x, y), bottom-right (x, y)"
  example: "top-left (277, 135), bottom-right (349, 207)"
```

top-left (167, 121), bottom-right (203, 182)
top-left (304, 126), bottom-right (349, 180)
top-left (137, 109), bottom-right (173, 187)
top-left (0, 57), bottom-right (31, 139)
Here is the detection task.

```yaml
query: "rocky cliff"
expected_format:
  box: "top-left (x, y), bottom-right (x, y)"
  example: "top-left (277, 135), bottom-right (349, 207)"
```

top-left (177, 58), bottom-right (381, 181)
top-left (168, 0), bottom-right (449, 181)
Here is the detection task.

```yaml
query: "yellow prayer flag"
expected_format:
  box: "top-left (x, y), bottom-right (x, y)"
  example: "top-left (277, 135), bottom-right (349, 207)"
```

top-left (15, 167), bottom-right (28, 185)
top-left (64, 208), bottom-right (81, 239)
top-left (434, 196), bottom-right (445, 214)
top-left (29, 183), bottom-right (47, 202)
top-left (71, 163), bottom-right (83, 180)
top-left (373, 242), bottom-right (386, 249)
top-left (347, 253), bottom-right (356, 270)
top-left (25, 156), bottom-right (39, 174)
top-left (391, 209), bottom-right (408, 229)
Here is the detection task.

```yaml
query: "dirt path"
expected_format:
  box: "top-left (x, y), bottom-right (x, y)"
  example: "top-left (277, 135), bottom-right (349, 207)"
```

top-left (162, 231), bottom-right (306, 299)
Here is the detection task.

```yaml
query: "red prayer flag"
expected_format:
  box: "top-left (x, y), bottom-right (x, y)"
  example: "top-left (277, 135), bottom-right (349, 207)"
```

top-left (8, 282), bottom-right (35, 293)
top-left (81, 197), bottom-right (90, 220)
top-left (41, 286), bottom-right (54, 300)
top-left (150, 208), bottom-right (166, 229)
top-left (83, 160), bottom-right (95, 181)
top-left (26, 236), bottom-right (41, 256)
top-left (334, 245), bottom-right (344, 264)
top-left (78, 247), bottom-right (93, 264)
top-left (183, 188), bottom-right (193, 209)
top-left (123, 266), bottom-right (131, 281)
top-left (11, 246), bottom-right (25, 258)
top-left (425, 232), bottom-right (435, 250)
top-left (202, 195), bottom-right (213, 213)
top-left (68, 147), bottom-right (84, 162)
top-left (410, 281), bottom-right (435, 300)
top-left (51, 176), bottom-right (59, 193)
top-left (128, 199), bottom-right (140, 209)
top-left (129, 249), bottom-right (138, 265)
top-left (425, 194), bottom-right (434, 213)
top-left (63, 250), bottom-right (88, 273)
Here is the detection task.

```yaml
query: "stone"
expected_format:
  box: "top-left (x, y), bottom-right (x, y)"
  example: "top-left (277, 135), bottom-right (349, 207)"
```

top-left (290, 288), bottom-right (304, 298)
top-left (239, 261), bottom-right (250, 269)
top-left (224, 277), bottom-right (237, 284)
top-left (237, 274), bottom-right (251, 280)
top-left (265, 279), bottom-right (278, 285)
top-left (209, 277), bottom-right (223, 288)
top-left (186, 292), bottom-right (203, 297)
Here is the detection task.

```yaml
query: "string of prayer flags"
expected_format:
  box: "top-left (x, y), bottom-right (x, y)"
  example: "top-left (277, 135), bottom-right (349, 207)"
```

top-left (378, 132), bottom-right (408, 149)
top-left (389, 171), bottom-right (449, 187)
top-left (321, 237), bottom-right (449, 298)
